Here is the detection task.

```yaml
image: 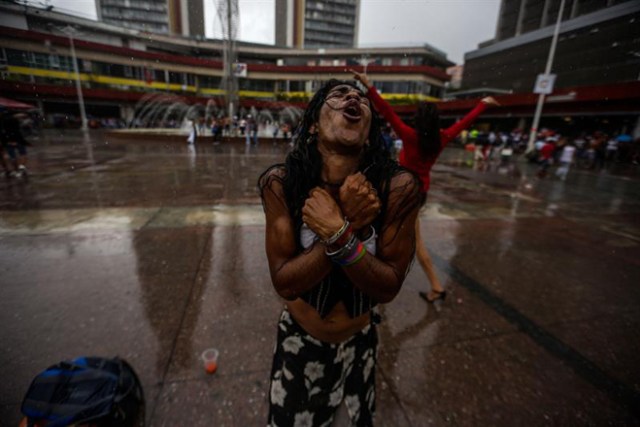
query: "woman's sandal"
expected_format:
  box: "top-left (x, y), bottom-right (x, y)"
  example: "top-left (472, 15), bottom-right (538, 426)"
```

top-left (419, 290), bottom-right (447, 304)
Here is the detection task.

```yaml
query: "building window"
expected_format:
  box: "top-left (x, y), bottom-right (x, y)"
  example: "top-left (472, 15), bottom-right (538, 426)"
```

top-left (49, 54), bottom-right (60, 69)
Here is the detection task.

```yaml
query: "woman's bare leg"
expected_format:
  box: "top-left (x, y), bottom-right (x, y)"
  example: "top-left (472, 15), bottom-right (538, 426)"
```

top-left (415, 217), bottom-right (445, 300)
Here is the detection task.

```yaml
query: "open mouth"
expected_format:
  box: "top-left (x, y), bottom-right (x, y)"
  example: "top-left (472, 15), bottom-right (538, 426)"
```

top-left (342, 100), bottom-right (362, 122)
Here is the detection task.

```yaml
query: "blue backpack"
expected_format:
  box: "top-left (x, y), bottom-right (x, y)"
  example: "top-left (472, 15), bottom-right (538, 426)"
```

top-left (21, 356), bottom-right (144, 426)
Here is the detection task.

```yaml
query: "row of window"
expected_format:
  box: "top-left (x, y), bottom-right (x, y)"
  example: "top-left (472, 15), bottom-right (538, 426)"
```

top-left (305, 20), bottom-right (355, 35)
top-left (101, 2), bottom-right (167, 12)
top-left (100, 0), bottom-right (167, 10)
top-left (4, 46), bottom-right (435, 76)
top-left (306, 1), bottom-right (356, 16)
top-left (305, 31), bottom-right (354, 45)
top-left (305, 11), bottom-right (355, 25)
top-left (376, 81), bottom-right (442, 98)
top-left (2, 47), bottom-right (443, 98)
top-left (102, 8), bottom-right (168, 23)
top-left (105, 20), bottom-right (168, 32)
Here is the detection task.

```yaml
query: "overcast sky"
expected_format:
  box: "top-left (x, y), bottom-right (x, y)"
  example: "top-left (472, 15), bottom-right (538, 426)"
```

top-left (49, 0), bottom-right (501, 64)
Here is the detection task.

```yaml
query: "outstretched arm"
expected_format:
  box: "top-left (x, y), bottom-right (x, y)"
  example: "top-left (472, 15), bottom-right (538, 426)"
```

top-left (441, 97), bottom-right (499, 146)
top-left (351, 69), bottom-right (414, 140)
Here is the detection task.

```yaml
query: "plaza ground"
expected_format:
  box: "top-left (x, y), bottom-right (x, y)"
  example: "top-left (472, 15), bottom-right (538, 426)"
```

top-left (1, 130), bottom-right (639, 425)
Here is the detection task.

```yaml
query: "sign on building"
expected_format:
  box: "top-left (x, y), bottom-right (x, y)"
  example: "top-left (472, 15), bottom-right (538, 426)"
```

top-left (233, 63), bottom-right (248, 78)
top-left (534, 73), bottom-right (557, 94)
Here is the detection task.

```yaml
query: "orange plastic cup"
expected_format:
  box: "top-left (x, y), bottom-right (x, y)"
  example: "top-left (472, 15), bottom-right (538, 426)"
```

top-left (201, 348), bottom-right (219, 374)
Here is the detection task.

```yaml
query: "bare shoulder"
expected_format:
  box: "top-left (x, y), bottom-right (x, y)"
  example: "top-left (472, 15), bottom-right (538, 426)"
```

top-left (258, 164), bottom-right (286, 191)
top-left (259, 164), bottom-right (290, 213)
top-left (382, 169), bottom-right (424, 220)
top-left (389, 169), bottom-right (422, 199)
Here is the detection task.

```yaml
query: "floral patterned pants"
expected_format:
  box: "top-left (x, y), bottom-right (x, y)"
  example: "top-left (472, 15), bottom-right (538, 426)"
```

top-left (268, 309), bottom-right (378, 427)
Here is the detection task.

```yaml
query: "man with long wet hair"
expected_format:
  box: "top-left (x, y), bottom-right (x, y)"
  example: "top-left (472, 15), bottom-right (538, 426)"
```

top-left (259, 79), bottom-right (423, 426)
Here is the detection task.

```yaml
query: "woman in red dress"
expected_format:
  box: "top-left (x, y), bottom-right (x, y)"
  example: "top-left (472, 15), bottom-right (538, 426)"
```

top-left (353, 70), bottom-right (499, 303)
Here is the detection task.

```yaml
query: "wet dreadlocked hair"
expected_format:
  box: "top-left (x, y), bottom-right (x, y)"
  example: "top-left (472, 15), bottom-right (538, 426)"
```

top-left (415, 102), bottom-right (442, 159)
top-left (259, 79), bottom-right (404, 244)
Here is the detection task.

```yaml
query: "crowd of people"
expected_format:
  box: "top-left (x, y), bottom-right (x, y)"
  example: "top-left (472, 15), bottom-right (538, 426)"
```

top-left (526, 129), bottom-right (639, 176)
top-left (451, 127), bottom-right (640, 172)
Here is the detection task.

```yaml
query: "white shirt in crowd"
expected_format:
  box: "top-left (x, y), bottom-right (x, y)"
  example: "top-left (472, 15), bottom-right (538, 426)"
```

top-left (560, 145), bottom-right (576, 163)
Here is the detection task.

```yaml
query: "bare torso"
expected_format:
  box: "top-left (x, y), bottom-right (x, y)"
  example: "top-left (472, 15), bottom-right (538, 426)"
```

top-left (286, 299), bottom-right (370, 344)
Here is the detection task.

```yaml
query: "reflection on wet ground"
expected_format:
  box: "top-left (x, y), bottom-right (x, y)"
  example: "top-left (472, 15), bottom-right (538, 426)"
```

top-left (1, 130), bottom-right (639, 425)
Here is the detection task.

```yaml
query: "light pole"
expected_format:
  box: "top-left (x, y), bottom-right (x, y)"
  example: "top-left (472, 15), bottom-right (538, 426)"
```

top-left (59, 25), bottom-right (88, 132)
top-left (526, 0), bottom-right (566, 152)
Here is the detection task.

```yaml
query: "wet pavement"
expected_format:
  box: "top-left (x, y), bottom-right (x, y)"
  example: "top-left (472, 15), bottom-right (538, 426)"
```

top-left (1, 130), bottom-right (639, 425)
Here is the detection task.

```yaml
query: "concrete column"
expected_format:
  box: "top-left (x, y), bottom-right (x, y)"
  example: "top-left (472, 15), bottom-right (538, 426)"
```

top-left (540, 0), bottom-right (551, 28)
top-left (570, 0), bottom-right (580, 19)
top-left (515, 0), bottom-right (528, 36)
top-left (353, 0), bottom-right (361, 47)
top-left (494, 0), bottom-right (507, 40)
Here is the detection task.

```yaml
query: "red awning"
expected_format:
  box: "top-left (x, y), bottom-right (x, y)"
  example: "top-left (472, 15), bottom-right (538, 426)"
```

top-left (0, 97), bottom-right (36, 110)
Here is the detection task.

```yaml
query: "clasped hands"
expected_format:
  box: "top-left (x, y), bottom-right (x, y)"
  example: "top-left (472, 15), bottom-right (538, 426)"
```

top-left (301, 172), bottom-right (381, 241)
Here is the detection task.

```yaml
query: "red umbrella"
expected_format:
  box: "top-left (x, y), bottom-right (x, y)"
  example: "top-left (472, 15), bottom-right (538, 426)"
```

top-left (0, 96), bottom-right (36, 110)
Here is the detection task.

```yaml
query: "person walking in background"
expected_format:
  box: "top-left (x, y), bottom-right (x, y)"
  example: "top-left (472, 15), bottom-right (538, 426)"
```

top-left (187, 118), bottom-right (197, 145)
top-left (245, 115), bottom-right (258, 145)
top-left (212, 118), bottom-right (223, 144)
top-left (353, 70), bottom-right (499, 304)
top-left (592, 132), bottom-right (607, 170)
top-left (197, 116), bottom-right (205, 136)
top-left (537, 137), bottom-right (555, 178)
top-left (210, 117), bottom-right (218, 142)
top-left (244, 115), bottom-right (252, 145)
top-left (223, 116), bottom-right (231, 138)
top-left (606, 136), bottom-right (619, 165)
top-left (0, 112), bottom-right (12, 178)
top-left (1, 111), bottom-right (30, 178)
top-left (250, 117), bottom-right (259, 145)
top-left (281, 122), bottom-right (290, 140)
top-left (555, 139), bottom-right (576, 181)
